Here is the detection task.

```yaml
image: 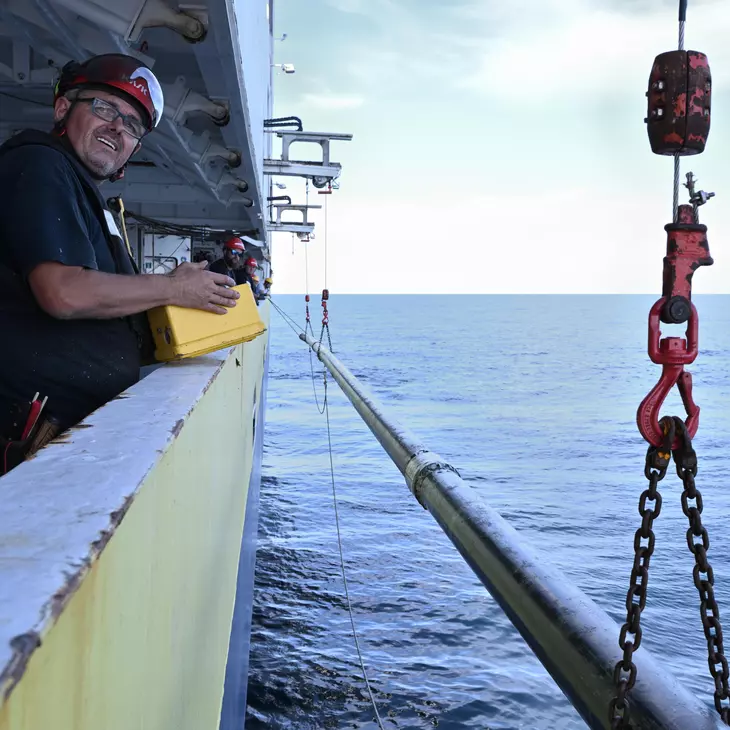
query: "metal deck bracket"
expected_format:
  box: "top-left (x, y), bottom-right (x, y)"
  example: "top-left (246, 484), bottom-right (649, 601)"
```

top-left (51, 0), bottom-right (206, 43)
top-left (262, 158), bottom-right (342, 185)
top-left (263, 130), bottom-right (352, 185)
top-left (267, 203), bottom-right (320, 237)
top-left (163, 76), bottom-right (230, 127)
top-left (154, 127), bottom-right (241, 169)
top-left (276, 130), bottom-right (353, 166)
top-left (266, 222), bottom-right (315, 237)
top-left (270, 203), bottom-right (321, 227)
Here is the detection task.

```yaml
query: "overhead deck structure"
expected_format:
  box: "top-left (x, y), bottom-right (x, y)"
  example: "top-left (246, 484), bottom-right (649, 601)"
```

top-left (0, 0), bottom-right (270, 236)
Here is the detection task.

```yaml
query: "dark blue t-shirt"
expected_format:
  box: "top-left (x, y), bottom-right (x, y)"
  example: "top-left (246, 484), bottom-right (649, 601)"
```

top-left (0, 132), bottom-right (141, 431)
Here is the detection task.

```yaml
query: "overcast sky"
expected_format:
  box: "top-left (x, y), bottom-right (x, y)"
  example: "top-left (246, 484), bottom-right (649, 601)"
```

top-left (268, 0), bottom-right (730, 294)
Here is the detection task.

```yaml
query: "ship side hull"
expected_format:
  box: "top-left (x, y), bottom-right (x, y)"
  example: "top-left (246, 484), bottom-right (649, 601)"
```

top-left (219, 320), bottom-right (270, 730)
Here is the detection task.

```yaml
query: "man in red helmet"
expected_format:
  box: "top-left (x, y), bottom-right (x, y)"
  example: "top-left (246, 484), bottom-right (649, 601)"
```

top-left (0, 53), bottom-right (240, 472)
top-left (240, 256), bottom-right (259, 288)
top-left (209, 237), bottom-right (246, 279)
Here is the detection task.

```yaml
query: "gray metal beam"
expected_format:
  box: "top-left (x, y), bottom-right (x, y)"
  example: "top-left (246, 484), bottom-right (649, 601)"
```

top-left (31, 0), bottom-right (89, 60)
top-left (110, 182), bottom-right (219, 204)
top-left (298, 331), bottom-right (726, 730)
top-left (263, 158), bottom-right (342, 181)
top-left (193, 0), bottom-right (264, 215)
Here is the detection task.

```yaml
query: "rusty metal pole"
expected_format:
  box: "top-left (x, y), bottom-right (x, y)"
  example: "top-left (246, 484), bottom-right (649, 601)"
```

top-left (299, 331), bottom-right (725, 730)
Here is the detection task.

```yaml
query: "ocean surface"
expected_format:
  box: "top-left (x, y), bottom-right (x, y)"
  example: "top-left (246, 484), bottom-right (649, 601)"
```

top-left (245, 294), bottom-right (730, 730)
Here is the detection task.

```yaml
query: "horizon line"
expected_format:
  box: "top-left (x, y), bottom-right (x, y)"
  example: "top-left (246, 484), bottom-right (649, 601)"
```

top-left (273, 289), bottom-right (730, 292)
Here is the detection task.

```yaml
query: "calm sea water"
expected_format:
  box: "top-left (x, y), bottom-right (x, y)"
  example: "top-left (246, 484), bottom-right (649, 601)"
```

top-left (245, 295), bottom-right (730, 730)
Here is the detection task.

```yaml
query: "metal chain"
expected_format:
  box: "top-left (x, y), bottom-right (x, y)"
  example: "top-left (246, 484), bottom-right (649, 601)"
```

top-left (320, 321), bottom-right (332, 351)
top-left (673, 417), bottom-right (730, 724)
top-left (611, 414), bottom-right (730, 727)
top-left (319, 293), bottom-right (332, 352)
top-left (610, 417), bottom-right (675, 729)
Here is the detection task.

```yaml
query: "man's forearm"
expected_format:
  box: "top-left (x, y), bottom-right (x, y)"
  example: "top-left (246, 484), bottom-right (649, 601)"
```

top-left (69, 269), bottom-right (176, 318)
top-left (29, 260), bottom-right (237, 319)
top-left (42, 268), bottom-right (176, 319)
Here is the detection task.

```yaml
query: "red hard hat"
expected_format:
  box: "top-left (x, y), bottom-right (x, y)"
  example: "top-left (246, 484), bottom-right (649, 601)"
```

top-left (245, 257), bottom-right (257, 267)
top-left (55, 54), bottom-right (164, 132)
top-left (224, 237), bottom-right (245, 253)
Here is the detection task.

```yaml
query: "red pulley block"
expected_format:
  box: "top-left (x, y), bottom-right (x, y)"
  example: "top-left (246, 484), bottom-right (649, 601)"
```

top-left (645, 50), bottom-right (711, 155)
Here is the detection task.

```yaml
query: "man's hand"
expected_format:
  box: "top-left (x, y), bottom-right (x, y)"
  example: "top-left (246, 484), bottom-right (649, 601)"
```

top-left (29, 260), bottom-right (240, 320)
top-left (167, 261), bottom-right (240, 314)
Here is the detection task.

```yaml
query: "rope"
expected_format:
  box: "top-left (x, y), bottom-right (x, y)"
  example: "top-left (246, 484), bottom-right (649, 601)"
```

top-left (303, 245), bottom-right (326, 413)
top-left (304, 232), bottom-right (310, 298)
top-left (324, 385), bottom-right (386, 730)
top-left (269, 298), bottom-right (304, 337)
top-left (308, 340), bottom-right (326, 415)
top-left (268, 299), bottom-right (324, 412)
top-left (324, 194), bottom-right (328, 290)
top-left (673, 8), bottom-right (686, 222)
top-left (268, 298), bottom-right (386, 728)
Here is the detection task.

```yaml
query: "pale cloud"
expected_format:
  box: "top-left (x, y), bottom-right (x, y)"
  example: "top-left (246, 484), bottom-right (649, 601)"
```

top-left (323, 0), bottom-right (366, 14)
top-left (271, 183), bottom-right (730, 295)
top-left (322, 0), bottom-right (398, 16)
top-left (300, 92), bottom-right (365, 110)
top-left (461, 1), bottom-right (730, 100)
top-left (334, 0), bottom-right (730, 100)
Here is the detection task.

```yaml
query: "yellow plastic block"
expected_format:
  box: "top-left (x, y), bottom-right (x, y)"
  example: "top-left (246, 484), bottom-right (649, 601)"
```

top-left (147, 284), bottom-right (266, 361)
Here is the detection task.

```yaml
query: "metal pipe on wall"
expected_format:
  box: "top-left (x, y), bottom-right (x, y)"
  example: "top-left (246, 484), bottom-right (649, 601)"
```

top-left (299, 331), bottom-right (724, 730)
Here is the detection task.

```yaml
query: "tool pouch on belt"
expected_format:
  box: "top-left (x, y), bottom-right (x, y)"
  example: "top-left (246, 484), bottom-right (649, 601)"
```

top-left (0, 415), bottom-right (63, 476)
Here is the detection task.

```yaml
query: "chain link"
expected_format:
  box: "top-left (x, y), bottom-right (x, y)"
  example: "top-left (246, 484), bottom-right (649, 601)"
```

top-left (609, 417), bottom-right (674, 729)
top-left (672, 417), bottom-right (730, 725)
top-left (319, 290), bottom-right (332, 352)
top-left (320, 321), bottom-right (333, 352)
top-left (611, 415), bottom-right (730, 727)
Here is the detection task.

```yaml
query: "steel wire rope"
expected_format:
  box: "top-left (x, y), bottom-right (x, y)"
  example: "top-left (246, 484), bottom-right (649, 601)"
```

top-left (324, 385), bottom-right (386, 730)
top-left (673, 0), bottom-right (687, 222)
top-left (302, 179), bottom-right (327, 414)
top-left (269, 298), bottom-right (304, 337)
top-left (324, 193), bottom-right (328, 290)
top-left (268, 299), bottom-right (386, 729)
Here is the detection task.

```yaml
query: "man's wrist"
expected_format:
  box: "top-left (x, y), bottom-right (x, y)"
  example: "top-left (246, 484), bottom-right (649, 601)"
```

top-left (156, 272), bottom-right (179, 306)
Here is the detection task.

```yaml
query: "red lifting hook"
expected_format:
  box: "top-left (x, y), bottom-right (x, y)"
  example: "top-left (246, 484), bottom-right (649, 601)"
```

top-left (636, 298), bottom-right (700, 448)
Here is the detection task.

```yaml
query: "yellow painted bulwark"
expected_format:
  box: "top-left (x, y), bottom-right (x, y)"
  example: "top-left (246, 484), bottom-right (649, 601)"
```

top-left (0, 308), bottom-right (268, 730)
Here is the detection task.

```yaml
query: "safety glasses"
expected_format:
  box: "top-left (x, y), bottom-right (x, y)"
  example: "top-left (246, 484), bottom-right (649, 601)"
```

top-left (78, 97), bottom-right (146, 140)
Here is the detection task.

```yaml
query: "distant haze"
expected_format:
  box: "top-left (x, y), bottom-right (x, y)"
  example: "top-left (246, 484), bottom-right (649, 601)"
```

top-left (270, 0), bottom-right (730, 294)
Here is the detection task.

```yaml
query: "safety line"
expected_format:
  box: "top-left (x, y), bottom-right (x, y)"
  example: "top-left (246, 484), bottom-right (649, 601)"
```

top-left (269, 299), bottom-right (386, 728)
top-left (324, 383), bottom-right (386, 730)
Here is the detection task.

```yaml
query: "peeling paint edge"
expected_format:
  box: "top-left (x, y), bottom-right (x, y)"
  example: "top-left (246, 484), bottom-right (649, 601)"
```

top-left (0, 633), bottom-right (41, 702)
top-left (0, 491), bottom-right (138, 704)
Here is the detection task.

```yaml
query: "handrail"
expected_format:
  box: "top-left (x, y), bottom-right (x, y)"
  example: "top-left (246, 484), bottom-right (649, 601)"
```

top-left (299, 331), bottom-right (725, 730)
